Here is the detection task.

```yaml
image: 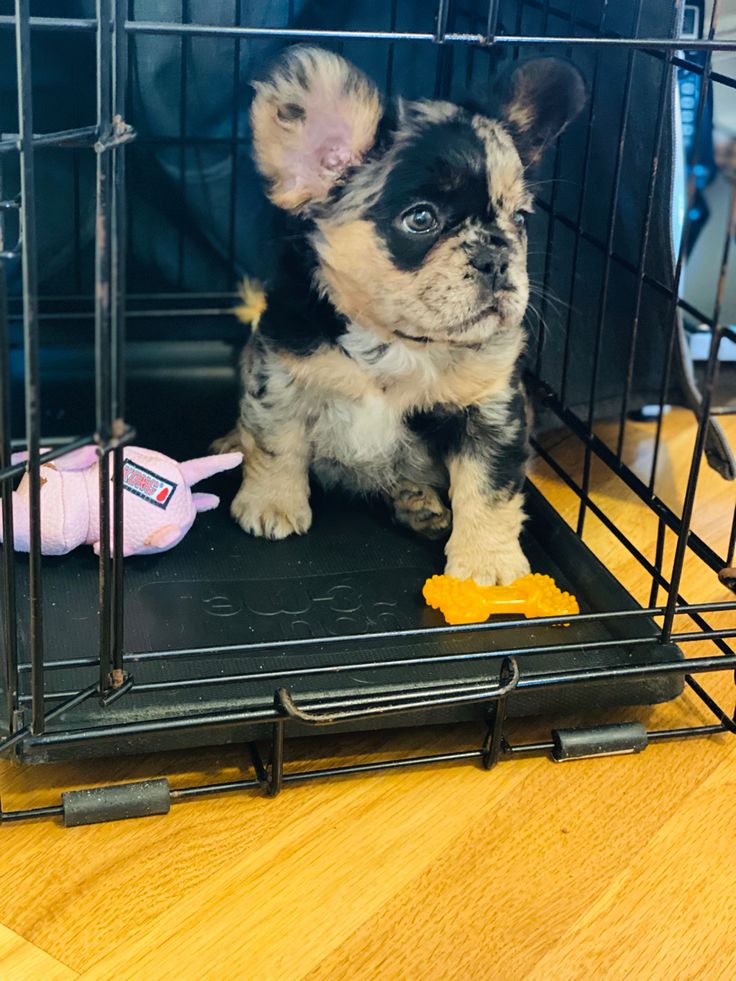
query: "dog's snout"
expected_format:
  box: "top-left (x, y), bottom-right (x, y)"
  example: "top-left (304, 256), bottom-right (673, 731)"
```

top-left (468, 244), bottom-right (511, 291)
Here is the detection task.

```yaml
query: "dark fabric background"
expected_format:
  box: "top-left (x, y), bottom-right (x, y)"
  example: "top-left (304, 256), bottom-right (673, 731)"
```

top-left (0, 0), bottom-right (680, 420)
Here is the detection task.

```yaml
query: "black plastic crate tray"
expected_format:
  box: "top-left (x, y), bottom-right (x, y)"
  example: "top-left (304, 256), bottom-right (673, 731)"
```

top-left (2, 468), bottom-right (683, 761)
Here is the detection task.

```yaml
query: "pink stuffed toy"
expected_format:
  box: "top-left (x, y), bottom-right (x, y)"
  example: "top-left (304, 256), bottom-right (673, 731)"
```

top-left (0, 445), bottom-right (242, 557)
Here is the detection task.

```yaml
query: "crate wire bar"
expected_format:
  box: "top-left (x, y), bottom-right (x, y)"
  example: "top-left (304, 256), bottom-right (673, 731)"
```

top-left (0, 0), bottom-right (735, 825)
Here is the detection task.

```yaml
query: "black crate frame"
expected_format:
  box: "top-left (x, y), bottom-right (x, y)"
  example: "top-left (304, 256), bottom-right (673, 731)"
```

top-left (0, 0), bottom-right (735, 826)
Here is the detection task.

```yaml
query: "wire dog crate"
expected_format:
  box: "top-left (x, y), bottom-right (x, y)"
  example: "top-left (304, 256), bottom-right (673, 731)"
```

top-left (1, 0), bottom-right (735, 826)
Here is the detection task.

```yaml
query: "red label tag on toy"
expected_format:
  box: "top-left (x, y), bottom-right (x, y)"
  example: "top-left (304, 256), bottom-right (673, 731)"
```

top-left (122, 460), bottom-right (177, 510)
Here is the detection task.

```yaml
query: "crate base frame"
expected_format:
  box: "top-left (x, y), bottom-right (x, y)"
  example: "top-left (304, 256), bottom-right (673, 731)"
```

top-left (2, 681), bottom-right (733, 826)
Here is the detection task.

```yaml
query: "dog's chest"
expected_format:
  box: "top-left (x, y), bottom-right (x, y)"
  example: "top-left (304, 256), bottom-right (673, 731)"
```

top-left (307, 391), bottom-right (408, 467)
top-left (306, 390), bottom-right (439, 493)
top-left (302, 330), bottom-right (514, 409)
top-left (290, 331), bottom-right (516, 481)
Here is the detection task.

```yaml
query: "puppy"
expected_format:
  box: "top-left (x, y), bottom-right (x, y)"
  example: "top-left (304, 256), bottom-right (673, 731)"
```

top-left (218, 47), bottom-right (585, 585)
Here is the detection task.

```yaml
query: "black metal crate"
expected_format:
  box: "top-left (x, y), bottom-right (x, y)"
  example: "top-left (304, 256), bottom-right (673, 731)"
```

top-left (0, 0), bottom-right (735, 826)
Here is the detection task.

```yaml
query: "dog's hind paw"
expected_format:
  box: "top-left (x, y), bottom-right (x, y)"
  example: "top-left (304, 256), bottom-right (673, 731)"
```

top-left (210, 427), bottom-right (243, 456)
top-left (391, 482), bottom-right (451, 540)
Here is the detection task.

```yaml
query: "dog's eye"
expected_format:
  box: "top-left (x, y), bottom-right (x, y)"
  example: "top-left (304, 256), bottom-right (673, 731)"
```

top-left (512, 211), bottom-right (528, 229)
top-left (401, 205), bottom-right (439, 235)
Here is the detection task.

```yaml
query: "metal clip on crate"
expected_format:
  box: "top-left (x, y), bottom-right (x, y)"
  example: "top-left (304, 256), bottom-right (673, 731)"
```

top-left (276, 657), bottom-right (520, 725)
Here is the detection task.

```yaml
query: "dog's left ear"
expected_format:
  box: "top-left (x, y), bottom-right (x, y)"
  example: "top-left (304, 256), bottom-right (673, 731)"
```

top-left (251, 46), bottom-right (382, 212)
top-left (501, 58), bottom-right (586, 167)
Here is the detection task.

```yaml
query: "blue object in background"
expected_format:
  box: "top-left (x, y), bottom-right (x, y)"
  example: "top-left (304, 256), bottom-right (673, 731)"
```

top-left (676, 0), bottom-right (717, 258)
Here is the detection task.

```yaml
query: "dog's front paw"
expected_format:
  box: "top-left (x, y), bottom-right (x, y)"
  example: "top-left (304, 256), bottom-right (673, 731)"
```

top-left (444, 542), bottom-right (530, 586)
top-left (231, 484), bottom-right (312, 540)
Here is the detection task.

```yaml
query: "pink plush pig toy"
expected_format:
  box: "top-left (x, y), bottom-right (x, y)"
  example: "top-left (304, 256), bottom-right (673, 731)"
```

top-left (0, 445), bottom-right (242, 557)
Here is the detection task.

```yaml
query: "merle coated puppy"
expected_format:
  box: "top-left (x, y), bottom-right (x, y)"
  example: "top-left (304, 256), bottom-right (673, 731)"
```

top-left (217, 46), bottom-right (585, 585)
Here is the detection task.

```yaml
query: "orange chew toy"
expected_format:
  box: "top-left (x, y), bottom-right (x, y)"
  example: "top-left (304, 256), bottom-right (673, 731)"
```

top-left (423, 573), bottom-right (579, 625)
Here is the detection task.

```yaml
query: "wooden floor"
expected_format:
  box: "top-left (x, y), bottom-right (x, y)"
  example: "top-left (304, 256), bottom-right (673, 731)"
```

top-left (1, 408), bottom-right (735, 981)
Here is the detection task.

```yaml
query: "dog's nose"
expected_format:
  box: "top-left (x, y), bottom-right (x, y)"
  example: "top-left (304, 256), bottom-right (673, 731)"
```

top-left (469, 246), bottom-right (511, 291)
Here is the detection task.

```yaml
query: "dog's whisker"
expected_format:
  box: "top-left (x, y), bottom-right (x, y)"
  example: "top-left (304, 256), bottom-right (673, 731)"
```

top-left (527, 278), bottom-right (577, 315)
top-left (527, 290), bottom-right (569, 318)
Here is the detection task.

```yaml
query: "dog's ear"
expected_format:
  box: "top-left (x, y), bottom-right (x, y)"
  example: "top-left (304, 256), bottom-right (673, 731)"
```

top-left (501, 58), bottom-right (586, 167)
top-left (250, 46), bottom-right (382, 212)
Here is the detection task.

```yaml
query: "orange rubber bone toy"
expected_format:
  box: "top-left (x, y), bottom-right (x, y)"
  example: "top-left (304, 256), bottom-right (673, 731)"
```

top-left (423, 573), bottom-right (579, 626)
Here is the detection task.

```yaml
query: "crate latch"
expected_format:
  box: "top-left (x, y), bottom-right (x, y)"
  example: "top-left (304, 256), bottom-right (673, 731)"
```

top-left (276, 656), bottom-right (520, 726)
